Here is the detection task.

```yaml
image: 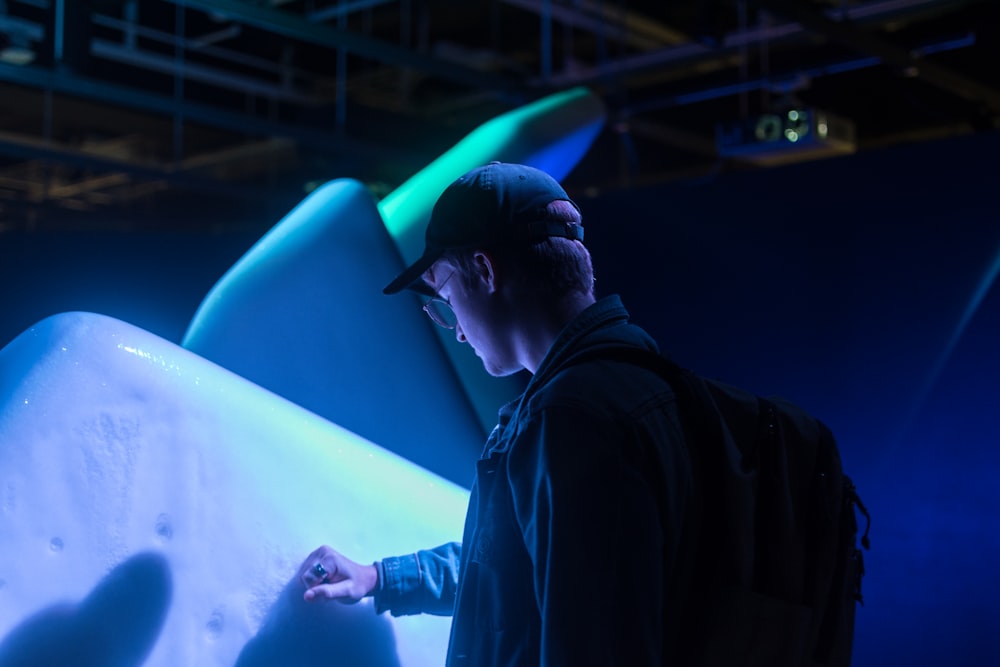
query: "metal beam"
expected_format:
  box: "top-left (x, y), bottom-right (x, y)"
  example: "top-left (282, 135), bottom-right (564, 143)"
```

top-left (501, 0), bottom-right (670, 52)
top-left (90, 39), bottom-right (320, 105)
top-left (0, 15), bottom-right (44, 41)
top-left (0, 61), bottom-right (422, 164)
top-left (306, 0), bottom-right (397, 23)
top-left (0, 129), bottom-right (271, 200)
top-left (532, 0), bottom-right (966, 88)
top-left (755, 0), bottom-right (1000, 113)
top-left (620, 33), bottom-right (976, 115)
top-left (165, 0), bottom-right (526, 96)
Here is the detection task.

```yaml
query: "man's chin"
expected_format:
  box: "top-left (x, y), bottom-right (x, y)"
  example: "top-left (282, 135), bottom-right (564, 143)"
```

top-left (482, 360), bottom-right (522, 378)
top-left (472, 347), bottom-right (522, 377)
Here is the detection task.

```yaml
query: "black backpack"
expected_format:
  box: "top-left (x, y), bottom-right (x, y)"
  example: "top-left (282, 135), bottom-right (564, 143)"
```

top-left (599, 348), bottom-right (871, 666)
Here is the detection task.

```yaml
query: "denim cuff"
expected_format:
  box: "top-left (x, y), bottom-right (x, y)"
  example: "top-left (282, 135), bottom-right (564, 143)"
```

top-left (373, 553), bottom-right (423, 616)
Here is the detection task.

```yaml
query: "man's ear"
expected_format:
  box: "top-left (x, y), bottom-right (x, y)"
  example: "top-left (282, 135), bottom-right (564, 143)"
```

top-left (471, 250), bottom-right (499, 294)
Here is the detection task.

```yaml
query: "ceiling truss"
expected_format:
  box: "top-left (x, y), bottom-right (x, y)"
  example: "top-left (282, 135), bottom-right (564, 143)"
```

top-left (0, 0), bottom-right (996, 228)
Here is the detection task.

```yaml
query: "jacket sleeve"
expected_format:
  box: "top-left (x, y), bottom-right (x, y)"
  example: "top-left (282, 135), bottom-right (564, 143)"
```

top-left (506, 402), bottom-right (689, 666)
top-left (373, 542), bottom-right (462, 617)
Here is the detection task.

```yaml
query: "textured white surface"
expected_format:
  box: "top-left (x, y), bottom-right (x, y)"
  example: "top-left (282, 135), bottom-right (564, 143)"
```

top-left (0, 312), bottom-right (468, 666)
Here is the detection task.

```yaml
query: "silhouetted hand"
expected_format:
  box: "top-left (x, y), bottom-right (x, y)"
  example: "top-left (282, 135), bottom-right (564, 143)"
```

top-left (298, 546), bottom-right (378, 604)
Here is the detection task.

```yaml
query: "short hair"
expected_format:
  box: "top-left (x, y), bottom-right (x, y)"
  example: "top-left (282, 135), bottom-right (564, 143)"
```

top-left (442, 199), bottom-right (595, 299)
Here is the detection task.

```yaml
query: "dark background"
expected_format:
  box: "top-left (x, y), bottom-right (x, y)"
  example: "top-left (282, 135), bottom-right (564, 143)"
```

top-left (2, 128), bottom-right (998, 666)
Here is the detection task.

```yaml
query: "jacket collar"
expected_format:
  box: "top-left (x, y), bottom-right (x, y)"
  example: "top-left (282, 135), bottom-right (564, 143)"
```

top-left (523, 294), bottom-right (630, 399)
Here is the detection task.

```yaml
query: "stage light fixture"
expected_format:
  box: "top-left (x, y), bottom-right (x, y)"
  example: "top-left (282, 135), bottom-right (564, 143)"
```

top-left (716, 108), bottom-right (856, 166)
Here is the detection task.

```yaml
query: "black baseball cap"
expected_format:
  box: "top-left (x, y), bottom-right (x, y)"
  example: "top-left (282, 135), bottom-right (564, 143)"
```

top-left (383, 162), bottom-right (583, 296)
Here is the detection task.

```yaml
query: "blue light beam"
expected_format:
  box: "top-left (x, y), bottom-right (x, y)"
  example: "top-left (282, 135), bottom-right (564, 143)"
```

top-left (894, 239), bottom-right (1000, 450)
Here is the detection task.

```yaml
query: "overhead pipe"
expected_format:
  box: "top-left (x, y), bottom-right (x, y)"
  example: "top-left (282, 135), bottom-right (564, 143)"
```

top-left (755, 0), bottom-right (1000, 113)
top-left (501, 0), bottom-right (691, 51)
top-left (91, 14), bottom-right (288, 80)
top-left (0, 130), bottom-right (276, 202)
top-left (531, 0), bottom-right (962, 87)
top-left (306, 0), bottom-right (396, 23)
top-left (540, 0), bottom-right (551, 83)
top-left (335, 0), bottom-right (347, 134)
top-left (0, 60), bottom-right (422, 163)
top-left (52, 0), bottom-right (64, 62)
top-left (172, 2), bottom-right (185, 166)
top-left (0, 14), bottom-right (44, 42)
top-left (620, 33), bottom-right (977, 116)
top-left (89, 42), bottom-right (319, 104)
top-left (162, 0), bottom-right (527, 98)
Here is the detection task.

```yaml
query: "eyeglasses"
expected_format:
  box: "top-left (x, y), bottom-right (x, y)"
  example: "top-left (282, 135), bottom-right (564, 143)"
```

top-left (422, 270), bottom-right (459, 329)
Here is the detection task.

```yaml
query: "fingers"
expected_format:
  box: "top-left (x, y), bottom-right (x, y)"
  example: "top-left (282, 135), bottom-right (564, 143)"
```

top-left (297, 545), bottom-right (340, 587)
top-left (304, 579), bottom-right (363, 604)
top-left (298, 546), bottom-right (370, 604)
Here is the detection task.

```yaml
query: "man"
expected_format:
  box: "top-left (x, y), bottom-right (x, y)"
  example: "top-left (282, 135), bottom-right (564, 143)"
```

top-left (298, 162), bottom-right (696, 665)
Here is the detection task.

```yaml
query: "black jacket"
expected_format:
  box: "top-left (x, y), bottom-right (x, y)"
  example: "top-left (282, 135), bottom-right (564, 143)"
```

top-left (377, 295), bottom-right (695, 666)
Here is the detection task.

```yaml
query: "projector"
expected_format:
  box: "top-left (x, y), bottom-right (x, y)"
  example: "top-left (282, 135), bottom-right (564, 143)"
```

top-left (716, 108), bottom-right (856, 166)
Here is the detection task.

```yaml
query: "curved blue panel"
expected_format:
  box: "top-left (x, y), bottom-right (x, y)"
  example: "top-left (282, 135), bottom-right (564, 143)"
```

top-left (182, 179), bottom-right (485, 485)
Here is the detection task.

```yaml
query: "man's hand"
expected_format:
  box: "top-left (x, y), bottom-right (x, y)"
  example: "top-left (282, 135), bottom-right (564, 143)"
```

top-left (297, 546), bottom-right (378, 603)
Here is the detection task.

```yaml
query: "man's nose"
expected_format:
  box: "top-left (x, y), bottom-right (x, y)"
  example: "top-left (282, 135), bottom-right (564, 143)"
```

top-left (455, 323), bottom-right (467, 343)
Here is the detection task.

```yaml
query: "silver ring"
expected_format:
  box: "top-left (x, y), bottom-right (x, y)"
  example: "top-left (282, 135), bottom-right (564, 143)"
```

top-left (312, 562), bottom-right (328, 579)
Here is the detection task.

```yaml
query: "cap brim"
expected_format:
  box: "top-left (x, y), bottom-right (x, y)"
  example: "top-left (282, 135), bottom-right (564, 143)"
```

top-left (382, 250), bottom-right (440, 296)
